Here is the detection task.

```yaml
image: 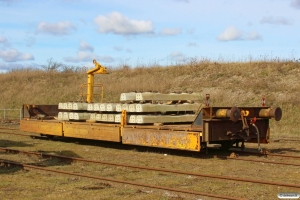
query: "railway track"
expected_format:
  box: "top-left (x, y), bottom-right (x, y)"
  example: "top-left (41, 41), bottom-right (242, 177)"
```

top-left (230, 149), bottom-right (300, 159)
top-left (217, 153), bottom-right (300, 167)
top-left (1, 147), bottom-right (300, 190)
top-left (1, 127), bottom-right (300, 199)
top-left (275, 138), bottom-right (300, 142)
top-left (0, 127), bottom-right (19, 131)
top-left (1, 130), bottom-right (300, 161)
top-left (0, 159), bottom-right (245, 200)
top-left (1, 126), bottom-right (299, 143)
top-left (0, 131), bottom-right (37, 138)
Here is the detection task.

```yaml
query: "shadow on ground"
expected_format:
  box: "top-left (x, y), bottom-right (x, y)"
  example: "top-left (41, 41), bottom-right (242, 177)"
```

top-left (0, 139), bottom-right (33, 147)
top-left (0, 150), bottom-right (81, 174)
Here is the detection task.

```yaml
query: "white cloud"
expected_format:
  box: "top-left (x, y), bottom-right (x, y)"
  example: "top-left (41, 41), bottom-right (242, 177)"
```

top-left (217, 26), bottom-right (243, 41)
top-left (64, 51), bottom-right (114, 63)
top-left (0, 62), bottom-right (26, 72)
top-left (160, 28), bottom-right (182, 35)
top-left (217, 26), bottom-right (262, 41)
top-left (94, 12), bottom-right (154, 35)
top-left (187, 42), bottom-right (198, 47)
top-left (64, 51), bottom-right (94, 62)
top-left (0, 36), bottom-right (10, 47)
top-left (245, 31), bottom-right (262, 40)
top-left (168, 51), bottom-right (186, 61)
top-left (247, 21), bottom-right (253, 26)
top-left (65, 40), bottom-right (113, 63)
top-left (114, 46), bottom-right (123, 51)
top-left (260, 16), bottom-right (292, 25)
top-left (79, 40), bottom-right (94, 52)
top-left (173, 0), bottom-right (189, 2)
top-left (0, 0), bottom-right (16, 5)
top-left (187, 28), bottom-right (196, 35)
top-left (36, 21), bottom-right (76, 35)
top-left (0, 0), bottom-right (15, 2)
top-left (290, 0), bottom-right (300, 9)
top-left (0, 36), bottom-right (7, 43)
top-left (0, 49), bottom-right (34, 62)
top-left (95, 56), bottom-right (115, 63)
top-left (25, 35), bottom-right (35, 47)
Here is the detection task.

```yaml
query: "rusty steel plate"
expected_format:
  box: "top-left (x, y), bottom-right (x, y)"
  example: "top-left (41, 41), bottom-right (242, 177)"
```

top-left (204, 119), bottom-right (269, 143)
top-left (20, 120), bottom-right (63, 136)
top-left (122, 128), bottom-right (200, 151)
top-left (63, 122), bottom-right (121, 142)
top-left (23, 104), bottom-right (59, 118)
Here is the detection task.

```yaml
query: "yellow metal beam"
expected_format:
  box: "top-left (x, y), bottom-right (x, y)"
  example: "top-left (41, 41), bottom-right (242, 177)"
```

top-left (63, 122), bottom-right (121, 142)
top-left (20, 120), bottom-right (63, 136)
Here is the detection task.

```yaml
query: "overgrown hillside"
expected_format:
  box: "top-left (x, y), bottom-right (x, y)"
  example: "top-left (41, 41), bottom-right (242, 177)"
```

top-left (1, 60), bottom-right (299, 137)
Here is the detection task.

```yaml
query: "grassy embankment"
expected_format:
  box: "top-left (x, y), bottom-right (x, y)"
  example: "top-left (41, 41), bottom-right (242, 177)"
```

top-left (0, 60), bottom-right (299, 137)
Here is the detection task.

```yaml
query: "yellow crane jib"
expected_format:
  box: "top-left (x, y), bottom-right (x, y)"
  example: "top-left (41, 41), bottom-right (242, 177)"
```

top-left (87, 59), bottom-right (107, 74)
top-left (86, 60), bottom-right (107, 103)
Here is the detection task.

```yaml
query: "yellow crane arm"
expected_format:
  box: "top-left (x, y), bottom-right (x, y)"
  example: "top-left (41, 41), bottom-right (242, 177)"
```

top-left (86, 60), bottom-right (107, 103)
top-left (87, 59), bottom-right (107, 74)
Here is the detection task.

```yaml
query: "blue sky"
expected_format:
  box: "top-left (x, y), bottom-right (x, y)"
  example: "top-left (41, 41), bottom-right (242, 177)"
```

top-left (0, 0), bottom-right (300, 71)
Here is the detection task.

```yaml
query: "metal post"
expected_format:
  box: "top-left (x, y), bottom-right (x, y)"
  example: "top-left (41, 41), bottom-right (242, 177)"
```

top-left (20, 108), bottom-right (22, 120)
top-left (3, 108), bottom-right (5, 120)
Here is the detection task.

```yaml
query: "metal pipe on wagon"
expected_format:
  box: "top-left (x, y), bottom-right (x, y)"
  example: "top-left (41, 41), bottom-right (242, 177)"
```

top-left (259, 107), bottom-right (282, 121)
top-left (215, 106), bottom-right (240, 122)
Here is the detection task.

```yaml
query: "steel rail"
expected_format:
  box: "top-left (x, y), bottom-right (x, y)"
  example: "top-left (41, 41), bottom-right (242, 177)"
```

top-left (268, 153), bottom-right (300, 159)
top-left (269, 138), bottom-right (300, 142)
top-left (0, 127), bottom-right (19, 130)
top-left (278, 139), bottom-right (300, 142)
top-left (225, 156), bottom-right (300, 167)
top-left (1, 147), bottom-right (300, 189)
top-left (2, 130), bottom-right (300, 161)
top-left (0, 159), bottom-right (245, 200)
top-left (231, 150), bottom-right (300, 159)
top-left (2, 144), bottom-right (299, 168)
top-left (2, 130), bottom-right (300, 160)
top-left (0, 131), bottom-right (36, 137)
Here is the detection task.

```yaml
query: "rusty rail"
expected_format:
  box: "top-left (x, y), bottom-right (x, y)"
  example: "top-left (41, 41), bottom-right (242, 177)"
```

top-left (0, 131), bottom-right (36, 137)
top-left (225, 156), bottom-right (300, 167)
top-left (268, 153), bottom-right (300, 159)
top-left (2, 129), bottom-right (300, 161)
top-left (1, 147), bottom-right (300, 189)
top-left (2, 130), bottom-right (300, 160)
top-left (278, 139), bottom-right (300, 142)
top-left (0, 159), bottom-right (245, 200)
top-left (0, 127), bottom-right (19, 130)
top-left (232, 150), bottom-right (300, 159)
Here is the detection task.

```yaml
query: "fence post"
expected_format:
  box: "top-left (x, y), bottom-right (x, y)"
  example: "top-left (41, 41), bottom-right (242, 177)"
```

top-left (3, 108), bottom-right (5, 120)
top-left (20, 108), bottom-right (22, 120)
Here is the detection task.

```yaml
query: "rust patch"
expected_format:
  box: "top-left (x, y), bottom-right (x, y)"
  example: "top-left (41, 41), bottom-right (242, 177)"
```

top-left (122, 128), bottom-right (200, 151)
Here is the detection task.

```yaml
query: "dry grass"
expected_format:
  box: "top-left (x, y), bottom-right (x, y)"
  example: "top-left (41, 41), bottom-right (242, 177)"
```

top-left (0, 124), bottom-right (300, 200)
top-left (0, 60), bottom-right (300, 138)
top-left (1, 60), bottom-right (300, 199)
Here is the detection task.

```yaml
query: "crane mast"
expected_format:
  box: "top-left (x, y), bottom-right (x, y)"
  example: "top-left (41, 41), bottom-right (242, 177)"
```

top-left (86, 59), bottom-right (107, 103)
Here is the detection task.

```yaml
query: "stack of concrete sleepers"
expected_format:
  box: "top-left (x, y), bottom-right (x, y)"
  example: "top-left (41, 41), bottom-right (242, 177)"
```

top-left (57, 92), bottom-right (202, 124)
top-left (117, 92), bottom-right (201, 124)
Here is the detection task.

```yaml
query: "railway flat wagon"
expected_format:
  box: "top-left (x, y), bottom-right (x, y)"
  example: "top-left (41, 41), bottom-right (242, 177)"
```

top-left (20, 60), bottom-right (282, 152)
top-left (20, 103), bottom-right (282, 152)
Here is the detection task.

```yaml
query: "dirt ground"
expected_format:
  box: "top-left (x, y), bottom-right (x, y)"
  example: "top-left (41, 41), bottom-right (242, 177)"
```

top-left (0, 123), bottom-right (300, 200)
